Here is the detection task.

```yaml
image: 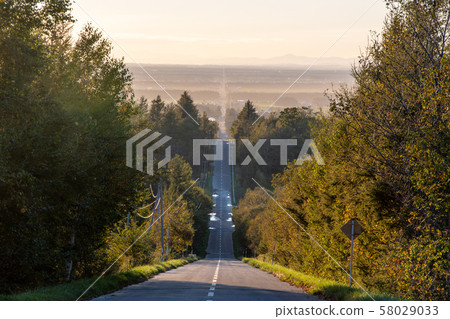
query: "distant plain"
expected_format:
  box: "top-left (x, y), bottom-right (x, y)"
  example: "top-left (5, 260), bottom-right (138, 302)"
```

top-left (129, 64), bottom-right (354, 114)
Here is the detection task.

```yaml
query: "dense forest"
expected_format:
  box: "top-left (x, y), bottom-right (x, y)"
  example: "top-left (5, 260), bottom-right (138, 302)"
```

top-left (0, 0), bottom-right (217, 293)
top-left (232, 0), bottom-right (449, 300)
top-left (230, 100), bottom-right (317, 195)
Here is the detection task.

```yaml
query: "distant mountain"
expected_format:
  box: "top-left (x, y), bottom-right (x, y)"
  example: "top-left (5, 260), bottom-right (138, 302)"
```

top-left (214, 54), bottom-right (355, 68)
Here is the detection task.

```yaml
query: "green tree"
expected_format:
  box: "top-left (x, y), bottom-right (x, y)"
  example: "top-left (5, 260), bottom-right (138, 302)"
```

top-left (149, 95), bottom-right (164, 123)
top-left (329, 0), bottom-right (449, 299)
top-left (0, 2), bottom-right (138, 290)
top-left (178, 91), bottom-right (198, 120)
top-left (233, 0), bottom-right (449, 300)
top-left (230, 100), bottom-right (257, 139)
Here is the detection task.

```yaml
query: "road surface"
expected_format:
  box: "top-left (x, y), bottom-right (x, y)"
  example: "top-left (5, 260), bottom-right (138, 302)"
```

top-left (94, 141), bottom-right (317, 301)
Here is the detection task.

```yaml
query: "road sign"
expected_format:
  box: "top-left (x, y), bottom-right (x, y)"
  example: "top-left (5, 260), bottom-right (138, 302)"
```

top-left (341, 219), bottom-right (364, 287)
top-left (341, 219), bottom-right (364, 240)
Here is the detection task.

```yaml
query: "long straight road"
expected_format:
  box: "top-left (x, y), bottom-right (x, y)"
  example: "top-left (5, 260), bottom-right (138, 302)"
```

top-left (94, 141), bottom-right (318, 301)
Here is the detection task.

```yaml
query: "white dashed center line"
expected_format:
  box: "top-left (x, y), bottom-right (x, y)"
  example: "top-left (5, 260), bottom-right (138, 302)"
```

top-left (206, 207), bottom-right (221, 301)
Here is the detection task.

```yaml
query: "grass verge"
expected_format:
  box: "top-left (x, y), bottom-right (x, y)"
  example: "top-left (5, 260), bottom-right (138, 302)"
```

top-left (242, 258), bottom-right (398, 301)
top-left (0, 257), bottom-right (197, 301)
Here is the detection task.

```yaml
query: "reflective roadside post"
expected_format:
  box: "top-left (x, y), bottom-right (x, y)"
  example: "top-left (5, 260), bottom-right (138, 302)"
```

top-left (271, 244), bottom-right (276, 265)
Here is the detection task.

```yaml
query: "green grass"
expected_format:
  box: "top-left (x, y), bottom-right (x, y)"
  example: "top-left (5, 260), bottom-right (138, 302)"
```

top-left (242, 258), bottom-right (398, 301)
top-left (0, 257), bottom-right (197, 301)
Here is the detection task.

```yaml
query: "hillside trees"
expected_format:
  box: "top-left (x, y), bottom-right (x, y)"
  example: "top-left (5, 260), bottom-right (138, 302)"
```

top-left (0, 0), bottom-right (217, 293)
top-left (230, 101), bottom-right (317, 196)
top-left (330, 0), bottom-right (449, 299)
top-left (0, 0), bottom-right (143, 291)
top-left (131, 93), bottom-right (218, 257)
top-left (105, 155), bottom-right (213, 269)
top-left (233, 0), bottom-right (449, 300)
top-left (135, 92), bottom-right (218, 169)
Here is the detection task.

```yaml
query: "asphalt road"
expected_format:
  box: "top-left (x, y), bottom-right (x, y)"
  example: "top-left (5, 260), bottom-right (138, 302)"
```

top-left (94, 140), bottom-right (318, 301)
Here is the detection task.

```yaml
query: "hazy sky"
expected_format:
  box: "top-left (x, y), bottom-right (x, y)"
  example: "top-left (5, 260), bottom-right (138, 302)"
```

top-left (72, 0), bottom-right (388, 65)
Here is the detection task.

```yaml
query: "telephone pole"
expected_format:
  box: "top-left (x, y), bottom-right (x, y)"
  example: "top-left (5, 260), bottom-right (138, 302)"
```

top-left (159, 181), bottom-right (165, 262)
top-left (166, 217), bottom-right (170, 258)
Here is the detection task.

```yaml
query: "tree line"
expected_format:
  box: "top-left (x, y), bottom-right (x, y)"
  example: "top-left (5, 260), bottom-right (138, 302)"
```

top-left (230, 100), bottom-right (317, 195)
top-left (232, 0), bottom-right (448, 300)
top-left (0, 0), bottom-right (217, 293)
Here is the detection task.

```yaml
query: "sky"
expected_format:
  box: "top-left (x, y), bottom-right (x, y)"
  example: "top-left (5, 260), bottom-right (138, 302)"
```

top-left (71, 0), bottom-right (388, 65)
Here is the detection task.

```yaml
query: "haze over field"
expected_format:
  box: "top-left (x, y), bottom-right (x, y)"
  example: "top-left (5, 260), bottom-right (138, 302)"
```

top-left (72, 0), bottom-right (385, 118)
top-left (129, 64), bottom-right (354, 115)
top-left (72, 0), bottom-right (388, 65)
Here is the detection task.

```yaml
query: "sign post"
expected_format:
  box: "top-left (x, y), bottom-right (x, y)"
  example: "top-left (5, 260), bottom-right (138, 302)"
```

top-left (349, 220), bottom-right (355, 286)
top-left (341, 219), bottom-right (364, 286)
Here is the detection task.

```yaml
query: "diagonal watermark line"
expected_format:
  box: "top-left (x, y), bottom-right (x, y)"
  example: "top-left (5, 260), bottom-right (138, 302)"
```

top-left (252, 0), bottom-right (381, 125)
top-left (73, 1), bottom-right (200, 126)
top-left (76, 178), bottom-right (199, 301)
top-left (252, 178), bottom-right (375, 301)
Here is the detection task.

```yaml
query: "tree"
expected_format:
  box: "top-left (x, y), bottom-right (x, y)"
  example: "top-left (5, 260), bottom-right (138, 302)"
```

top-left (0, 2), bottom-right (138, 290)
top-left (0, 0), bottom-right (219, 294)
top-left (200, 111), bottom-right (219, 139)
top-left (149, 95), bottom-right (164, 123)
top-left (329, 0), bottom-right (449, 299)
top-left (230, 100), bottom-right (257, 139)
top-left (233, 0), bottom-right (449, 300)
top-left (178, 91), bottom-right (198, 120)
top-left (0, 0), bottom-right (76, 291)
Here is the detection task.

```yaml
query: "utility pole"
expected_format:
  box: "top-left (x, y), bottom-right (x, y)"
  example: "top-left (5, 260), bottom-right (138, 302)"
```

top-left (126, 212), bottom-right (130, 230)
top-left (166, 217), bottom-right (170, 259)
top-left (151, 185), bottom-right (160, 230)
top-left (155, 184), bottom-right (159, 232)
top-left (160, 181), bottom-right (165, 262)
